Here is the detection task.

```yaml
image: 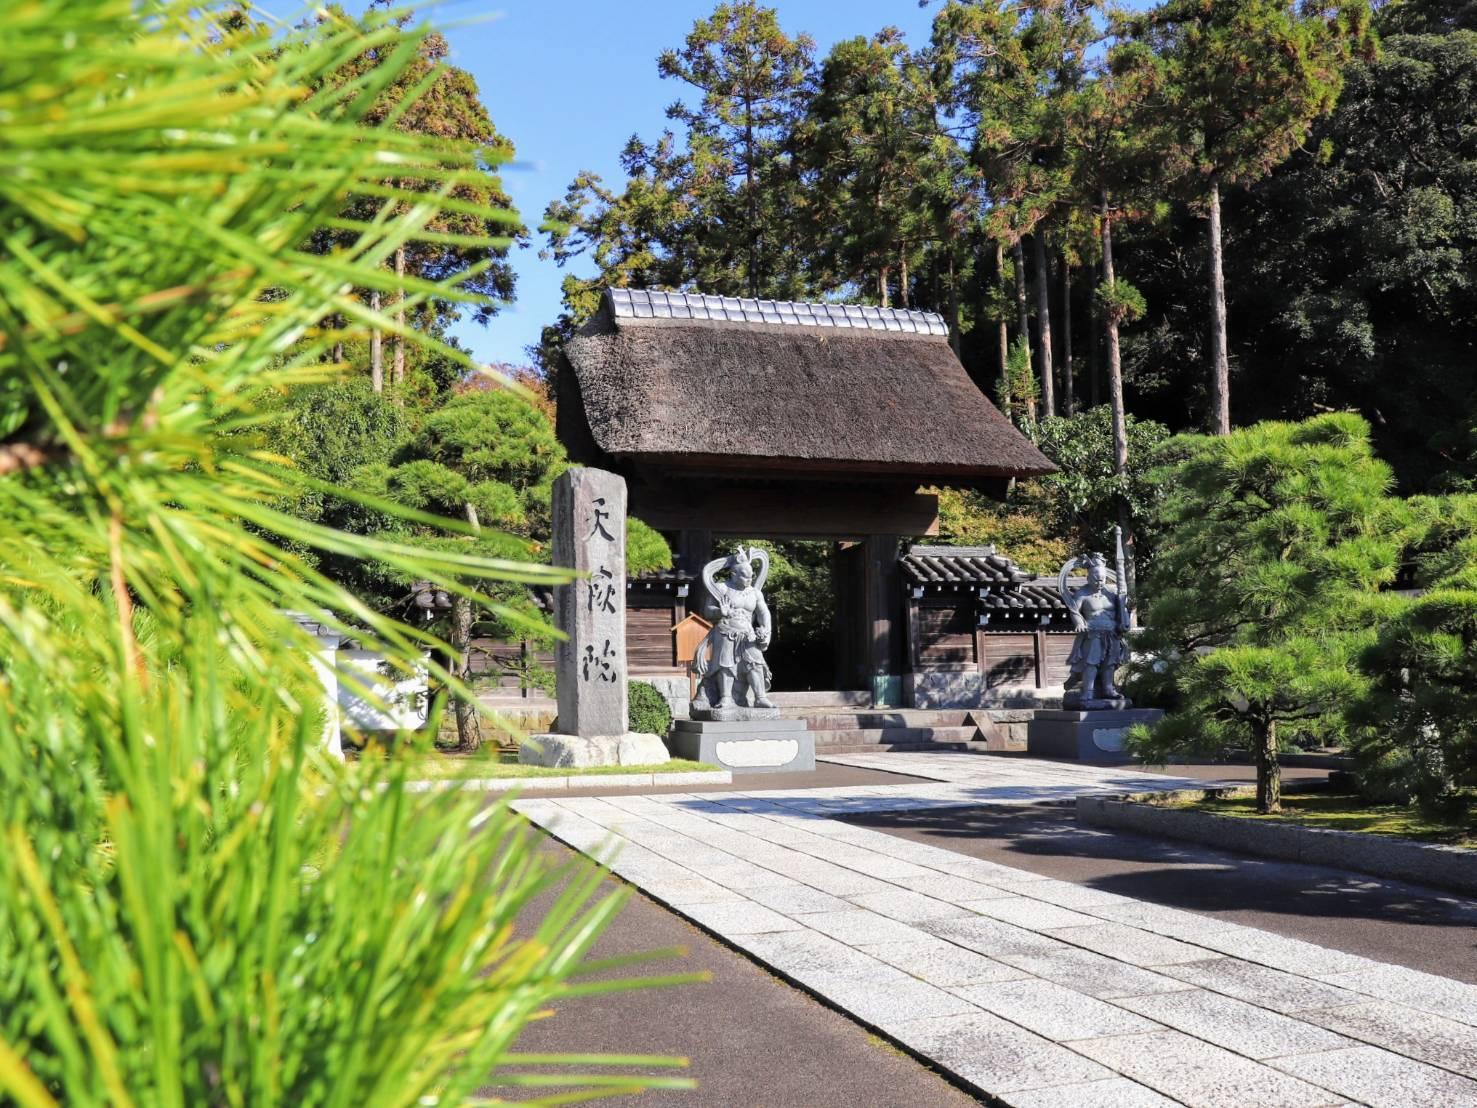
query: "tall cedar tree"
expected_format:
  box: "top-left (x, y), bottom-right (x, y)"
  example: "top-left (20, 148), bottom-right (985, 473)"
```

top-left (540, 2), bottom-right (816, 363)
top-left (798, 29), bottom-right (955, 310)
top-left (1130, 414), bottom-right (1404, 812)
top-left (1118, 1), bottom-right (1477, 486)
top-left (1056, 24), bottom-right (1166, 594)
top-left (310, 5), bottom-right (524, 391)
top-left (1127, 0), bottom-right (1376, 434)
top-left (659, 2), bottom-right (816, 299)
top-left (931, 1), bottom-right (1099, 418)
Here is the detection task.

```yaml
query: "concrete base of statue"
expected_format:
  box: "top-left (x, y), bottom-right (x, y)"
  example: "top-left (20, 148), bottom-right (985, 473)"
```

top-left (1027, 708), bottom-right (1164, 762)
top-left (690, 704), bottom-right (782, 722)
top-left (669, 718), bottom-right (814, 775)
top-left (520, 731), bottom-right (670, 769)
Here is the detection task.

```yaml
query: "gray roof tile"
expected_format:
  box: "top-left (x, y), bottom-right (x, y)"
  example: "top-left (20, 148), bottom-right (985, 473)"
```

top-left (605, 289), bottom-right (952, 336)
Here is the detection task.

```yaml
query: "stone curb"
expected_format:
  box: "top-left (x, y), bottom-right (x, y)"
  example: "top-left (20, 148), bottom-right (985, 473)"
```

top-left (1077, 789), bottom-right (1477, 896)
top-left (404, 769), bottom-right (732, 794)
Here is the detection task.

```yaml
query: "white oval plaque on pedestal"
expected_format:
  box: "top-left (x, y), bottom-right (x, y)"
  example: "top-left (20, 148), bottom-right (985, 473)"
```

top-left (715, 739), bottom-right (799, 768)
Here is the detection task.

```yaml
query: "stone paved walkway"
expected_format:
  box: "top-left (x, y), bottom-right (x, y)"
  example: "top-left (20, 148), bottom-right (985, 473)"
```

top-left (513, 754), bottom-right (1477, 1107)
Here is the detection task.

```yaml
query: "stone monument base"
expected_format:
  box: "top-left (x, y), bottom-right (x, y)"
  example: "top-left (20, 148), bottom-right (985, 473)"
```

top-left (1027, 709), bottom-right (1164, 762)
top-left (669, 718), bottom-right (814, 774)
top-left (690, 704), bottom-right (782, 723)
top-left (520, 731), bottom-right (670, 769)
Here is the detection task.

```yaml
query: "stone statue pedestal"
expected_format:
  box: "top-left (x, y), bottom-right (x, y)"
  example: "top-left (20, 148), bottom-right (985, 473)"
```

top-left (669, 718), bottom-right (814, 775)
top-left (1027, 708), bottom-right (1164, 762)
top-left (690, 705), bottom-right (781, 723)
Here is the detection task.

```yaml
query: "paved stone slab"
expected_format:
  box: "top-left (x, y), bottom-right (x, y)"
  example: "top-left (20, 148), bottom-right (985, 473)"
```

top-left (892, 872), bottom-right (1019, 904)
top-left (765, 856), bottom-right (897, 897)
top-left (1191, 927), bottom-right (1373, 976)
top-left (1271, 1046), bottom-right (1477, 1108)
top-left (515, 753), bottom-right (1477, 1107)
top-left (742, 929), bottom-right (911, 985)
top-left (628, 873), bottom-right (746, 906)
top-left (1071, 1029), bottom-right (1349, 1107)
top-left (1116, 989), bottom-right (1351, 1060)
top-left (999, 948), bottom-right (1196, 1000)
top-left (799, 909), bottom-right (928, 946)
top-left (857, 938), bottom-right (1029, 988)
top-left (964, 895), bottom-right (1103, 931)
top-left (847, 887), bottom-right (975, 923)
top-left (1006, 1078), bottom-right (1183, 1107)
top-left (980, 877), bottom-right (1135, 910)
top-left (952, 977), bottom-right (1160, 1042)
top-left (891, 1011), bottom-right (1116, 1095)
top-left (1084, 901), bottom-right (1249, 941)
top-left (688, 859), bottom-right (799, 891)
top-left (675, 900), bottom-right (806, 935)
top-left (1318, 963), bottom-right (1477, 1028)
top-left (1045, 922), bottom-right (1211, 966)
top-left (1301, 1000), bottom-right (1477, 1078)
top-left (925, 914), bottom-right (1077, 959)
top-left (809, 976), bottom-right (979, 1027)
top-left (744, 883), bottom-right (855, 917)
top-left (1160, 957), bottom-right (1366, 1014)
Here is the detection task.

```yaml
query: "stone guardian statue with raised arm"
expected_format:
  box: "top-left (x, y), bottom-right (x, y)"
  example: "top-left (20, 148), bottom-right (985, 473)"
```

top-left (1058, 527), bottom-right (1132, 709)
top-left (690, 546), bottom-right (778, 720)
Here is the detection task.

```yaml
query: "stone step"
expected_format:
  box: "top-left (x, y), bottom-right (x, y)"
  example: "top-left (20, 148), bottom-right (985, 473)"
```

top-left (793, 709), bottom-right (974, 729)
top-left (818, 741), bottom-right (998, 755)
top-left (768, 690), bottom-right (872, 708)
top-left (809, 725), bottom-right (981, 747)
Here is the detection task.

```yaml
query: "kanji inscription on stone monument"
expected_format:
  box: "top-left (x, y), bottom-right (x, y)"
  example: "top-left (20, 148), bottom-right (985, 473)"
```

top-left (552, 467), bottom-right (628, 737)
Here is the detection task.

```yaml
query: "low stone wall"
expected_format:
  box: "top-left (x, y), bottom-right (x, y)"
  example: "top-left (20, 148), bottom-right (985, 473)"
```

top-left (1077, 789), bottom-right (1477, 896)
top-left (636, 674), bottom-right (691, 721)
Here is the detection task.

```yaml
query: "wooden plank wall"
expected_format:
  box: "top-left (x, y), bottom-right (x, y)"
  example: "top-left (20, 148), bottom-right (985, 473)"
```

top-left (915, 602), bottom-right (976, 667)
top-left (628, 605), bottom-right (680, 673)
top-left (907, 595), bottom-right (1074, 687)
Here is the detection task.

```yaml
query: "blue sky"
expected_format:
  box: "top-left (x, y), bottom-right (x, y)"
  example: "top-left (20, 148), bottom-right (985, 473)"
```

top-left (437, 1), bottom-right (941, 368)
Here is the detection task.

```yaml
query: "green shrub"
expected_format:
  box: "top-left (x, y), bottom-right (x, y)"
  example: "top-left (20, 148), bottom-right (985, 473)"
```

top-left (629, 681), bottom-right (674, 736)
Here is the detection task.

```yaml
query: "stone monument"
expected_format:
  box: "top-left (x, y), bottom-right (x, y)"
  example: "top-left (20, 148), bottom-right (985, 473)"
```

top-left (521, 467), bottom-right (670, 768)
top-left (1028, 527), bottom-right (1162, 760)
top-left (669, 547), bottom-right (814, 774)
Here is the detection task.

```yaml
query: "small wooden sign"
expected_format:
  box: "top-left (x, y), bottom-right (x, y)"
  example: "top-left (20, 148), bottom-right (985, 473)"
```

top-left (673, 614), bottom-right (713, 700)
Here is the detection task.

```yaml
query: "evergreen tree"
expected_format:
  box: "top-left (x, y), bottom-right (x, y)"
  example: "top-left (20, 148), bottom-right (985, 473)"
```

top-left (1131, 414), bottom-right (1404, 811)
top-left (798, 29), bottom-right (953, 309)
top-left (1128, 0), bottom-right (1376, 434)
top-left (658, 1), bottom-right (816, 299)
top-left (309, 5), bottom-right (525, 392)
top-left (931, 1), bottom-right (1100, 417)
top-left (1349, 494), bottom-right (1477, 807)
top-left (540, 1), bottom-right (817, 358)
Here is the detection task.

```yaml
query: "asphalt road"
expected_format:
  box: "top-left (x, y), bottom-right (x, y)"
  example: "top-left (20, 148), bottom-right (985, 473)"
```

top-left (490, 838), bottom-right (983, 1107)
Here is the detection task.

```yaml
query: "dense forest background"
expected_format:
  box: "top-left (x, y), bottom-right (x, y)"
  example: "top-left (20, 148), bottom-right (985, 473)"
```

top-left (536, 0), bottom-right (1477, 494)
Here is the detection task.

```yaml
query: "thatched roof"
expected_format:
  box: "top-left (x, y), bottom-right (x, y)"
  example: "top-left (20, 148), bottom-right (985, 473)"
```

top-left (558, 290), bottom-right (1054, 483)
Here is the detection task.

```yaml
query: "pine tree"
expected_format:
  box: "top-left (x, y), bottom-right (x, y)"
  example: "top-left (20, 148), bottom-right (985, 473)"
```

top-left (1131, 414), bottom-right (1404, 812)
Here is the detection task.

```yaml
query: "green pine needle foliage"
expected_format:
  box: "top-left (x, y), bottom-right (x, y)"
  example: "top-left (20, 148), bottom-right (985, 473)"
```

top-left (1128, 414), bottom-right (1407, 807)
top-left (0, 3), bottom-right (690, 1103)
top-left (1348, 494), bottom-right (1477, 806)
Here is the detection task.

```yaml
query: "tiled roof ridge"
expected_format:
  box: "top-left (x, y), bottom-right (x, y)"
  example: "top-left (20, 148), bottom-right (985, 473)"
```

top-left (606, 287), bottom-right (950, 337)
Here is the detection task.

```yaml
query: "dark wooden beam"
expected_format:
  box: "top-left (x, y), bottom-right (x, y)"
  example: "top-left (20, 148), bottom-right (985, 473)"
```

top-left (631, 485), bottom-right (940, 540)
